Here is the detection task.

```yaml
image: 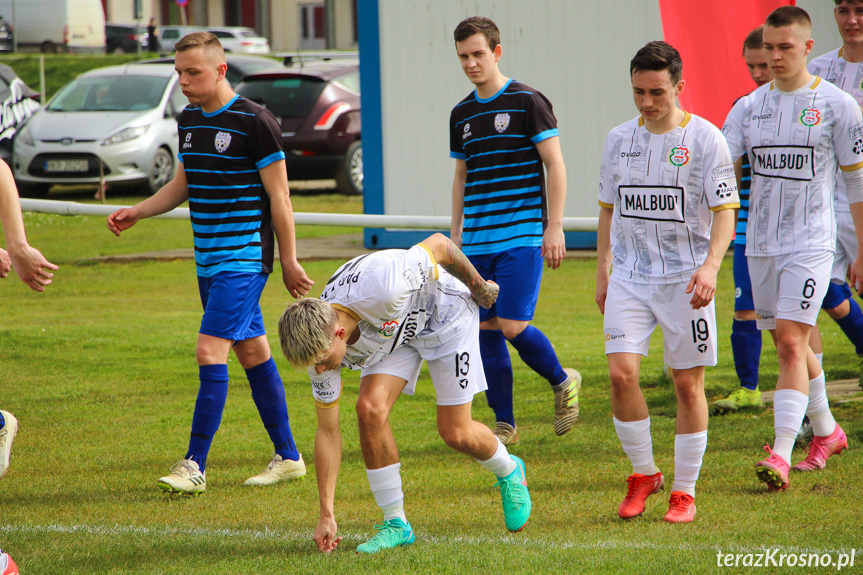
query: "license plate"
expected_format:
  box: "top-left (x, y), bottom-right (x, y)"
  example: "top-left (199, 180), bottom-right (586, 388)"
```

top-left (44, 159), bottom-right (88, 173)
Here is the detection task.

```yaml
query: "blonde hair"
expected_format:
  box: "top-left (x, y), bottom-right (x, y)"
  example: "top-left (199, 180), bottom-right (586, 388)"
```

top-left (278, 298), bottom-right (338, 368)
top-left (174, 31), bottom-right (225, 63)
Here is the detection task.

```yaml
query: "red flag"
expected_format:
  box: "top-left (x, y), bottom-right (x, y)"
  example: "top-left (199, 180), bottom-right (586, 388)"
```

top-left (658, 0), bottom-right (794, 128)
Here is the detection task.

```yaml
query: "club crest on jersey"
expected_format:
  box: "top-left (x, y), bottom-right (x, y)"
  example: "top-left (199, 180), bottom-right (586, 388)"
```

top-left (668, 146), bottom-right (690, 166)
top-left (379, 320), bottom-right (399, 337)
top-left (494, 113), bottom-right (511, 133)
top-left (214, 131), bottom-right (232, 153)
top-left (800, 108), bottom-right (821, 127)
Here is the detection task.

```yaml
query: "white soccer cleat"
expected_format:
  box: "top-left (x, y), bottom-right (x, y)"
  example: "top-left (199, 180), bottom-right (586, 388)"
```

top-left (244, 453), bottom-right (306, 486)
top-left (157, 459), bottom-right (206, 495)
top-left (0, 411), bottom-right (19, 481)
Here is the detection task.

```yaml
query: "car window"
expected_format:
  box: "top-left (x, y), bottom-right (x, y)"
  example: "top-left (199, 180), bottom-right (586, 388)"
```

top-left (240, 31), bottom-right (258, 38)
top-left (169, 82), bottom-right (187, 115)
top-left (211, 30), bottom-right (233, 39)
top-left (162, 30), bottom-right (179, 41)
top-left (48, 75), bottom-right (171, 112)
top-left (332, 71), bottom-right (360, 94)
top-left (235, 77), bottom-right (326, 117)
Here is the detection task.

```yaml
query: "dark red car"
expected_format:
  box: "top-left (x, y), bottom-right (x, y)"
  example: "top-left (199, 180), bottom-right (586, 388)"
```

top-left (234, 63), bottom-right (362, 195)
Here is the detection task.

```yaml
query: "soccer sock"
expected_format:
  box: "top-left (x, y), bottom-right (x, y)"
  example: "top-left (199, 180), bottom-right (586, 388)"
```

top-left (246, 357), bottom-right (300, 461)
top-left (367, 463), bottom-right (407, 523)
top-left (479, 330), bottom-right (515, 426)
top-left (613, 416), bottom-right (658, 475)
top-left (835, 297), bottom-right (863, 355)
top-left (805, 371), bottom-right (837, 437)
top-left (671, 431), bottom-right (707, 497)
top-left (0, 413), bottom-right (5, 428)
top-left (186, 364), bottom-right (229, 472)
top-left (478, 437), bottom-right (517, 478)
top-left (730, 319), bottom-right (761, 390)
top-left (771, 389), bottom-right (809, 465)
top-left (509, 325), bottom-right (568, 386)
top-left (814, 353), bottom-right (823, 369)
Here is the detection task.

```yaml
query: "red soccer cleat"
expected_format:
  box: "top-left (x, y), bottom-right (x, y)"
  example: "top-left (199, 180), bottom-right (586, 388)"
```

top-left (663, 491), bottom-right (696, 523)
top-left (755, 445), bottom-right (790, 490)
top-left (618, 472), bottom-right (664, 518)
top-left (792, 424), bottom-right (848, 472)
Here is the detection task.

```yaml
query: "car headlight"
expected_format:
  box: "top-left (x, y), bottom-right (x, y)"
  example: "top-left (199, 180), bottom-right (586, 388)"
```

top-left (16, 125), bottom-right (34, 147)
top-left (101, 126), bottom-right (148, 147)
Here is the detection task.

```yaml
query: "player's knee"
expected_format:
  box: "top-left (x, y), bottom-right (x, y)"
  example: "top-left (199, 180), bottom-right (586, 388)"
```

top-left (438, 426), bottom-right (470, 452)
top-left (673, 376), bottom-right (704, 407)
top-left (774, 334), bottom-right (808, 367)
top-left (823, 298), bottom-right (850, 320)
top-left (734, 309), bottom-right (757, 322)
top-left (355, 397), bottom-right (389, 428)
top-left (608, 365), bottom-right (639, 396)
top-left (500, 321), bottom-right (528, 340)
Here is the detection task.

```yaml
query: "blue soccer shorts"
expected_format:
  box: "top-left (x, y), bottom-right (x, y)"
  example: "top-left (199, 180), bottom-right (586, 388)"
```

top-left (197, 271), bottom-right (269, 342)
top-left (733, 243), bottom-right (755, 312)
top-left (469, 246), bottom-right (543, 322)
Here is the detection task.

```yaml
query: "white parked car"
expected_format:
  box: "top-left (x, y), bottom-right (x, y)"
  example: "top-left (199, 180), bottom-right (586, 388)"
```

top-left (12, 64), bottom-right (185, 197)
top-left (208, 27), bottom-right (269, 54)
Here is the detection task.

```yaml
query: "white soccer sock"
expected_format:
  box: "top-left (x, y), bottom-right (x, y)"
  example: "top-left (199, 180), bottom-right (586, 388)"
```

top-left (671, 431), bottom-right (707, 497)
top-left (772, 389), bottom-right (809, 465)
top-left (814, 352), bottom-right (823, 369)
top-left (366, 463), bottom-right (407, 522)
top-left (613, 416), bottom-right (658, 475)
top-left (478, 438), bottom-right (516, 478)
top-left (806, 371), bottom-right (836, 437)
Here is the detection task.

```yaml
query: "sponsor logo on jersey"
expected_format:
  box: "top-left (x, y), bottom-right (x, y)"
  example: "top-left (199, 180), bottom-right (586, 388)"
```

top-left (462, 123), bottom-right (472, 140)
top-left (620, 151), bottom-right (641, 158)
top-left (214, 131), bottom-right (232, 153)
top-left (402, 269), bottom-right (419, 291)
top-left (735, 287), bottom-right (742, 299)
top-left (850, 121), bottom-right (863, 141)
top-left (379, 320), bottom-right (399, 337)
top-left (183, 131), bottom-right (193, 149)
top-left (697, 343), bottom-right (708, 353)
top-left (755, 308), bottom-right (775, 320)
top-left (854, 139), bottom-right (863, 155)
top-left (800, 107), bottom-right (821, 127)
top-left (618, 185), bottom-right (685, 223)
top-left (494, 113), bottom-right (510, 133)
top-left (751, 145), bottom-right (815, 181)
top-left (715, 182), bottom-right (736, 199)
top-left (459, 378), bottom-right (469, 389)
top-left (604, 328), bottom-right (625, 342)
top-left (801, 301), bottom-right (811, 310)
top-left (668, 145), bottom-right (690, 166)
top-left (399, 310), bottom-right (420, 346)
top-left (312, 380), bottom-right (332, 392)
top-left (712, 164), bottom-right (735, 181)
top-left (752, 113), bottom-right (772, 121)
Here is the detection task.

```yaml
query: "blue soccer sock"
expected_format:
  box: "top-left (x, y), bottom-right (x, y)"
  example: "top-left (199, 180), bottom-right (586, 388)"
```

top-left (731, 319), bottom-right (761, 390)
top-left (0, 412), bottom-right (5, 428)
top-left (834, 297), bottom-right (863, 356)
top-left (509, 325), bottom-right (568, 387)
top-left (186, 364), bottom-right (229, 471)
top-left (479, 330), bottom-right (515, 426)
top-left (246, 357), bottom-right (300, 461)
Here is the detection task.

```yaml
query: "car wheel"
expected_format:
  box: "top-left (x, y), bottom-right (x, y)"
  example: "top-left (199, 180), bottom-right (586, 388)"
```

top-left (112, 46), bottom-right (126, 54)
top-left (145, 147), bottom-right (174, 194)
top-left (18, 184), bottom-right (50, 199)
top-left (40, 41), bottom-right (57, 53)
top-left (334, 140), bottom-right (362, 196)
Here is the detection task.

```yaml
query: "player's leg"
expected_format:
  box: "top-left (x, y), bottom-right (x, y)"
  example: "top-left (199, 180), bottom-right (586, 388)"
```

top-left (495, 247), bottom-right (580, 436)
top-left (822, 211), bottom-right (863, 360)
top-left (0, 410), bottom-right (18, 481)
top-left (713, 244), bottom-right (763, 414)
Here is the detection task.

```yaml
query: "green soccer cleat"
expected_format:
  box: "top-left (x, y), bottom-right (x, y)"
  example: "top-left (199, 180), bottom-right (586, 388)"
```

top-left (710, 387), bottom-right (762, 415)
top-left (356, 518), bottom-right (415, 554)
top-left (495, 455), bottom-right (531, 532)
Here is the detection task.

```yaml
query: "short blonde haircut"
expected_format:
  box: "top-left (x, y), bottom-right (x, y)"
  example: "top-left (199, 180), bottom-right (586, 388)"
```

top-left (278, 298), bottom-right (338, 368)
top-left (174, 31), bottom-right (226, 63)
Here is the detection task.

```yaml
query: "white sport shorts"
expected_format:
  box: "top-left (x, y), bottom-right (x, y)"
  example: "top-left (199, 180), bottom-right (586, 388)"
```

top-left (747, 250), bottom-right (833, 330)
top-left (832, 210), bottom-right (858, 283)
top-left (603, 277), bottom-right (718, 369)
top-left (360, 306), bottom-right (487, 406)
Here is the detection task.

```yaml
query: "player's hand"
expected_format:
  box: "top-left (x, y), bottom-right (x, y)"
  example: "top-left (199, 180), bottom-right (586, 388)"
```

top-left (850, 255), bottom-right (863, 296)
top-left (106, 207), bottom-right (141, 237)
top-left (9, 245), bottom-right (59, 292)
top-left (686, 264), bottom-right (718, 310)
top-left (541, 226), bottom-right (566, 269)
top-left (0, 247), bottom-right (11, 278)
top-left (313, 516), bottom-right (341, 553)
top-left (282, 258), bottom-right (315, 298)
top-left (475, 279), bottom-right (498, 309)
top-left (595, 274), bottom-right (609, 315)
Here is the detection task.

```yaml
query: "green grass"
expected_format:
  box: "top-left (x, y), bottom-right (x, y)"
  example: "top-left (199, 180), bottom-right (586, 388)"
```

top-left (1, 211), bottom-right (861, 573)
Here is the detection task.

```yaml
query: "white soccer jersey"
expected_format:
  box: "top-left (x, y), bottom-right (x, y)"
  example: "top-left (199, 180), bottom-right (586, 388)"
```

top-left (808, 49), bottom-right (863, 213)
top-left (308, 244), bottom-right (476, 404)
top-left (722, 77), bottom-right (863, 256)
top-left (598, 112), bottom-right (740, 285)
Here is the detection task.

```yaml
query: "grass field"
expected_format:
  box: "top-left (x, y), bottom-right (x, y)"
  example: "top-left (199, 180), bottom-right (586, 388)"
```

top-left (1, 195), bottom-right (861, 574)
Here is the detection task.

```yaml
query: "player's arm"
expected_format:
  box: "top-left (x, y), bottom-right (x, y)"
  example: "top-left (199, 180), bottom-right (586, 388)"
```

top-left (536, 136), bottom-right (567, 269)
top-left (259, 159), bottom-right (314, 298)
top-left (107, 162), bottom-right (190, 236)
top-left (0, 159), bottom-right (58, 291)
top-left (687, 207), bottom-right (735, 310)
top-left (422, 232), bottom-right (498, 309)
top-left (313, 400), bottom-right (343, 553)
top-left (595, 205), bottom-right (613, 315)
top-left (841, 167), bottom-right (863, 294)
top-left (450, 159), bottom-right (467, 248)
top-left (732, 157), bottom-right (743, 227)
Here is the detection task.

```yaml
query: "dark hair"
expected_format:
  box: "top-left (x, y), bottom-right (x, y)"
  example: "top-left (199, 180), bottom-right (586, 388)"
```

top-left (742, 26), bottom-right (764, 55)
top-left (834, 1), bottom-right (863, 6)
top-left (630, 41), bottom-right (682, 84)
top-left (765, 6), bottom-right (811, 30)
top-left (454, 16), bottom-right (500, 50)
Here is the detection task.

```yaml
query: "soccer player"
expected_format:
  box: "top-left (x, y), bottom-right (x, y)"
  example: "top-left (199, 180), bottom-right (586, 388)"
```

top-left (107, 32), bottom-right (314, 494)
top-left (722, 6), bottom-right (863, 491)
top-left (596, 41), bottom-right (738, 523)
top-left (0, 158), bottom-right (58, 481)
top-left (807, 0), bottom-right (863, 372)
top-left (279, 233), bottom-right (531, 554)
top-left (450, 16), bottom-right (580, 445)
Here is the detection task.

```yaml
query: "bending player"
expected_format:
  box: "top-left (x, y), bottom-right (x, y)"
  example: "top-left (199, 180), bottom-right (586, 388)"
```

top-left (279, 233), bottom-right (530, 554)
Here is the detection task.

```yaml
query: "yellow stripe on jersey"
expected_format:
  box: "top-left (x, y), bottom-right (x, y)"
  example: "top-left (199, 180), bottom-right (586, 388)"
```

top-left (840, 161), bottom-right (863, 172)
top-left (710, 202), bottom-right (740, 212)
top-left (679, 111), bottom-right (692, 128)
top-left (332, 303), bottom-right (361, 323)
top-left (598, 200), bottom-right (614, 209)
top-left (811, 76), bottom-right (821, 89)
top-left (314, 382), bottom-right (344, 409)
top-left (417, 242), bottom-right (440, 281)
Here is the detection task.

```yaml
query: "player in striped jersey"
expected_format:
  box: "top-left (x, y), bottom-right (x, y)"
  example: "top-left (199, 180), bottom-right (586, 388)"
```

top-left (449, 17), bottom-right (580, 446)
top-left (722, 7), bottom-right (863, 491)
top-left (107, 32), bottom-right (314, 494)
top-left (597, 42), bottom-right (738, 523)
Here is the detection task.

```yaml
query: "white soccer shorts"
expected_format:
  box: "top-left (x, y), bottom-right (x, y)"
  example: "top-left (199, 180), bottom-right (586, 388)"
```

top-left (831, 210), bottom-right (858, 283)
top-left (603, 277), bottom-right (718, 369)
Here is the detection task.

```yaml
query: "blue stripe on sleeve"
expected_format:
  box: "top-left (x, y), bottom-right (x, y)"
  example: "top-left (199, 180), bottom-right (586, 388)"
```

top-left (530, 129), bottom-right (559, 144)
top-left (255, 151), bottom-right (286, 170)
